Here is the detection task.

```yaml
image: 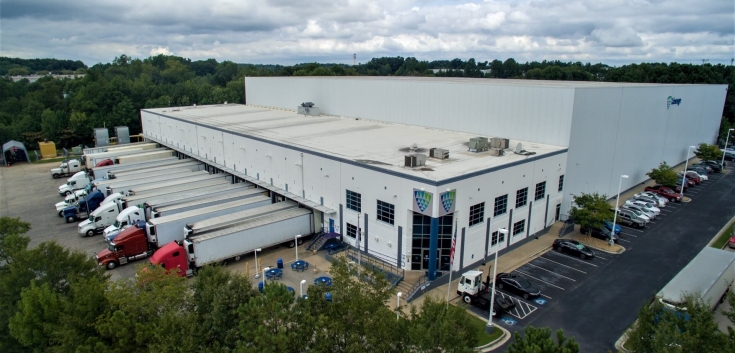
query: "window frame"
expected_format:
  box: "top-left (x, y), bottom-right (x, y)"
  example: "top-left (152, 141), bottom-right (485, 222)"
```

top-left (516, 187), bottom-right (528, 208)
top-left (534, 181), bottom-right (546, 201)
top-left (513, 219), bottom-right (526, 236)
top-left (469, 202), bottom-right (485, 227)
top-left (346, 190), bottom-right (362, 212)
top-left (346, 223), bottom-right (357, 238)
top-left (493, 194), bottom-right (508, 217)
top-left (558, 175), bottom-right (565, 192)
top-left (376, 200), bottom-right (395, 225)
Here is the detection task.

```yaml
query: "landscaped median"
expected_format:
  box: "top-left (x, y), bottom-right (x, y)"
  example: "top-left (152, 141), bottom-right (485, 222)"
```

top-left (566, 231), bottom-right (625, 254)
top-left (460, 306), bottom-right (508, 351)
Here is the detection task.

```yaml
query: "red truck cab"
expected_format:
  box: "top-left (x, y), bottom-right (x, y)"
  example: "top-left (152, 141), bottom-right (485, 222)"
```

top-left (149, 242), bottom-right (189, 277)
top-left (95, 158), bottom-right (114, 167)
top-left (96, 226), bottom-right (152, 270)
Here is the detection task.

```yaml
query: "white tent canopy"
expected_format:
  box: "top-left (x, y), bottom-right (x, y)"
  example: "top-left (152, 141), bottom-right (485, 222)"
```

top-left (2, 140), bottom-right (30, 165)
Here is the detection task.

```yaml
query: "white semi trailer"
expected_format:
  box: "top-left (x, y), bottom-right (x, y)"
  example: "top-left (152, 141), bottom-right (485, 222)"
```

top-left (106, 173), bottom-right (228, 196)
top-left (91, 158), bottom-right (193, 180)
top-left (117, 179), bottom-right (235, 209)
top-left (150, 187), bottom-right (264, 218)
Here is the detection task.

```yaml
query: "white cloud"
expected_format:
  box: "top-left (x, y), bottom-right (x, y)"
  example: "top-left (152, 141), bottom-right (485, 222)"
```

top-left (0, 0), bottom-right (731, 66)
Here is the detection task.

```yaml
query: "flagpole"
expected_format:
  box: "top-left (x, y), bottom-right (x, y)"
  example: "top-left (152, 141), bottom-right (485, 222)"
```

top-left (357, 213), bottom-right (362, 278)
top-left (446, 217), bottom-right (458, 309)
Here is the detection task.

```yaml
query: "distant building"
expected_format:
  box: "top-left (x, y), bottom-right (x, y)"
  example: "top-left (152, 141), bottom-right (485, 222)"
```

top-left (10, 74), bottom-right (86, 83)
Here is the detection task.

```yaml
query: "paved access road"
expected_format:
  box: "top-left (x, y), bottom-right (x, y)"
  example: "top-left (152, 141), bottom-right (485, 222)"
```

top-left (507, 167), bottom-right (735, 352)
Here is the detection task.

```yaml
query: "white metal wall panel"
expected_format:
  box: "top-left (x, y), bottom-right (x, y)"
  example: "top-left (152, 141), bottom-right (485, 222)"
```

top-left (563, 85), bottom-right (727, 215)
top-left (246, 77), bottom-right (576, 146)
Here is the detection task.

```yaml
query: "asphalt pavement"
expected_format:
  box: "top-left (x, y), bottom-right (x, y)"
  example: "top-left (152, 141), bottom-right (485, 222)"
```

top-left (505, 166), bottom-right (735, 352)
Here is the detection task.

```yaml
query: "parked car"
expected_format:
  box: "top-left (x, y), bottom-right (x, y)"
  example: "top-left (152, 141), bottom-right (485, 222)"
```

top-left (613, 208), bottom-right (648, 228)
top-left (685, 169), bottom-right (709, 181)
top-left (626, 200), bottom-right (661, 215)
top-left (696, 161), bottom-right (722, 172)
top-left (637, 191), bottom-right (669, 205)
top-left (728, 235), bottom-right (735, 249)
top-left (676, 177), bottom-right (695, 189)
top-left (634, 194), bottom-right (666, 208)
top-left (581, 226), bottom-right (620, 242)
top-left (604, 220), bottom-right (622, 235)
top-left (678, 171), bottom-right (701, 185)
top-left (553, 239), bottom-right (595, 259)
top-left (645, 185), bottom-right (682, 202)
top-left (495, 273), bottom-right (541, 300)
top-left (621, 205), bottom-right (655, 221)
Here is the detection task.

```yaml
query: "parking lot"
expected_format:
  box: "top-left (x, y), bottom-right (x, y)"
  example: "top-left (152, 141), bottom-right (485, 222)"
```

top-left (0, 162), bottom-right (330, 287)
top-left (463, 164), bottom-right (735, 351)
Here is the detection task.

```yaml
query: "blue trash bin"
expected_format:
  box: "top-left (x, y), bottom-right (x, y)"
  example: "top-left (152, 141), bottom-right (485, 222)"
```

top-left (258, 281), bottom-right (264, 293)
top-left (277, 258), bottom-right (284, 269)
top-left (325, 292), bottom-right (332, 302)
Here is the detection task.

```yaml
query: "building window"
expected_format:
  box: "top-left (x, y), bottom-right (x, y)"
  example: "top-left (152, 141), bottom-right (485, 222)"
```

top-left (469, 202), bottom-right (485, 227)
top-left (534, 182), bottom-right (546, 201)
top-left (491, 230), bottom-right (505, 246)
top-left (411, 213), bottom-right (453, 271)
top-left (346, 190), bottom-right (361, 212)
top-left (516, 187), bottom-right (528, 208)
top-left (376, 200), bottom-right (395, 225)
top-left (346, 223), bottom-right (357, 238)
top-left (558, 175), bottom-right (565, 192)
top-left (513, 220), bottom-right (526, 236)
top-left (493, 194), bottom-right (508, 216)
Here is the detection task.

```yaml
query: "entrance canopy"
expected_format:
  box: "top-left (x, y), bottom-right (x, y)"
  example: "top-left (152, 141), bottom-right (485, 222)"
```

top-left (2, 140), bottom-right (30, 165)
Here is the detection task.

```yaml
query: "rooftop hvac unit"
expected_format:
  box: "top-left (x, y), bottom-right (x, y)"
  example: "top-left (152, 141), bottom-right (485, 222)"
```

top-left (429, 148), bottom-right (449, 159)
top-left (489, 148), bottom-right (505, 156)
top-left (404, 153), bottom-right (427, 167)
top-left (468, 137), bottom-right (488, 152)
top-left (94, 128), bottom-right (110, 147)
top-left (114, 126), bottom-right (130, 145)
top-left (490, 137), bottom-right (509, 149)
top-left (297, 104), bottom-right (321, 116)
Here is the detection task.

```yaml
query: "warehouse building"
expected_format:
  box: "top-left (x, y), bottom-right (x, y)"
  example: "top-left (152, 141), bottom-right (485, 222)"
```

top-left (141, 77), bottom-right (727, 280)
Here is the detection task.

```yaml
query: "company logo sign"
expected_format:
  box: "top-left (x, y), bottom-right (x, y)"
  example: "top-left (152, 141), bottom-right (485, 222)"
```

top-left (439, 189), bottom-right (456, 216)
top-left (413, 189), bottom-right (433, 215)
top-left (667, 96), bottom-right (682, 109)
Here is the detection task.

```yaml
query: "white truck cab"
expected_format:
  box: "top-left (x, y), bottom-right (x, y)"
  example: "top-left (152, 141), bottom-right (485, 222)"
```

top-left (103, 206), bottom-right (145, 237)
top-left (51, 159), bottom-right (82, 179)
top-left (457, 270), bottom-right (485, 296)
top-left (55, 189), bottom-right (88, 216)
top-left (77, 200), bottom-right (122, 237)
top-left (58, 171), bottom-right (89, 196)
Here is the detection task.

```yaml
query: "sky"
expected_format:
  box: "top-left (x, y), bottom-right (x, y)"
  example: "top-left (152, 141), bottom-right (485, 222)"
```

top-left (1, 0), bottom-right (733, 67)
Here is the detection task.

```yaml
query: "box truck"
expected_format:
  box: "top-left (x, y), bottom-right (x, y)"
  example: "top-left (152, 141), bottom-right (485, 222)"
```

top-left (657, 247), bottom-right (735, 311)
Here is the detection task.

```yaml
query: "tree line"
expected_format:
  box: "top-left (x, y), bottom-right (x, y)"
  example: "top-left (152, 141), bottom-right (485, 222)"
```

top-left (1, 55), bottom-right (733, 151)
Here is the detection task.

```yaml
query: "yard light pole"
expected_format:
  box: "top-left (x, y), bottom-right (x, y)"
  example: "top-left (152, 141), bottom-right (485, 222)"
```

top-left (682, 146), bottom-right (696, 198)
top-left (254, 248), bottom-right (262, 278)
top-left (611, 175), bottom-right (629, 247)
top-left (295, 234), bottom-right (302, 261)
top-left (723, 129), bottom-right (734, 166)
top-left (486, 228), bottom-right (508, 334)
top-left (300, 279), bottom-right (306, 298)
top-left (396, 292), bottom-right (402, 320)
top-left (263, 267), bottom-right (270, 287)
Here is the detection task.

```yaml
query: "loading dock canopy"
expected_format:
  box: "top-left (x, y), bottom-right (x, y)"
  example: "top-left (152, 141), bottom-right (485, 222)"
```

top-left (2, 140), bottom-right (30, 165)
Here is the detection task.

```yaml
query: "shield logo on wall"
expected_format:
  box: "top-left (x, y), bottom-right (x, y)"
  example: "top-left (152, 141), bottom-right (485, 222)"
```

top-left (439, 189), bottom-right (456, 216)
top-left (413, 189), bottom-right (433, 215)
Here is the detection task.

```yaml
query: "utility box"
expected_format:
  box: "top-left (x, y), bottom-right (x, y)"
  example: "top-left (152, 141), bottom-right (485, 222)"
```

top-left (297, 105), bottom-right (321, 116)
top-left (38, 141), bottom-right (57, 159)
top-left (94, 128), bottom-right (110, 147)
top-left (115, 126), bottom-right (130, 144)
top-left (468, 137), bottom-right (489, 152)
top-left (489, 138), bottom-right (510, 149)
top-left (404, 153), bottom-right (427, 167)
top-left (429, 148), bottom-right (449, 159)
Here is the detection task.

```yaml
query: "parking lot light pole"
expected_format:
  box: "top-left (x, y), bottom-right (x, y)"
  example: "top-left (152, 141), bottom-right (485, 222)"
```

top-left (611, 175), bottom-right (629, 247)
top-left (682, 146), bottom-right (696, 198)
top-left (723, 129), bottom-right (734, 166)
top-left (396, 292), bottom-right (402, 320)
top-left (254, 248), bottom-right (262, 278)
top-left (486, 228), bottom-right (508, 334)
top-left (295, 234), bottom-right (302, 261)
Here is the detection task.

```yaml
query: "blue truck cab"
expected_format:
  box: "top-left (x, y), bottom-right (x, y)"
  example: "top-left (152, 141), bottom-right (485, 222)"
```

top-left (63, 190), bottom-right (105, 223)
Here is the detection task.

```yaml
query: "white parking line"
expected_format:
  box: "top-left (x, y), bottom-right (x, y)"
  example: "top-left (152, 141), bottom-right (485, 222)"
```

top-left (537, 256), bottom-right (587, 274)
top-left (525, 263), bottom-right (577, 281)
top-left (514, 270), bottom-right (566, 290)
top-left (543, 252), bottom-right (599, 267)
top-left (540, 293), bottom-right (553, 299)
top-left (622, 226), bottom-right (645, 232)
top-left (619, 238), bottom-right (631, 243)
top-left (621, 233), bottom-right (638, 237)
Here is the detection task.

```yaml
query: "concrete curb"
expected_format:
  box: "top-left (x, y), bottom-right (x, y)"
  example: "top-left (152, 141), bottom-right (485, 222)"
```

top-left (707, 213), bottom-right (735, 248)
top-left (614, 321), bottom-right (636, 353)
top-left (464, 309), bottom-right (512, 352)
top-left (582, 243), bottom-right (625, 255)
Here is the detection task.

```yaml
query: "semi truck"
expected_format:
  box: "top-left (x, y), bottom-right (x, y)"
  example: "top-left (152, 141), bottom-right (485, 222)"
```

top-left (58, 171), bottom-right (90, 196)
top-left (92, 165), bottom-right (207, 189)
top-left (105, 173), bottom-right (226, 196)
top-left (114, 150), bottom-right (174, 164)
top-left (107, 160), bottom-right (203, 180)
top-left (62, 190), bottom-right (106, 223)
top-left (143, 196), bottom-right (272, 248)
top-left (138, 184), bottom-right (252, 218)
top-left (103, 206), bottom-right (145, 237)
top-left (154, 207), bottom-right (314, 276)
top-left (83, 142), bottom-right (157, 156)
top-left (84, 147), bottom-right (168, 166)
top-left (101, 170), bottom-right (212, 192)
top-left (78, 197), bottom-right (127, 237)
top-left (149, 187), bottom-right (262, 218)
top-left (95, 201), bottom-right (300, 270)
top-left (657, 247), bottom-right (735, 311)
top-left (457, 270), bottom-right (516, 318)
top-left (90, 157), bottom-right (191, 180)
top-left (55, 188), bottom-right (90, 216)
top-left (51, 159), bottom-right (82, 179)
top-left (116, 179), bottom-right (235, 209)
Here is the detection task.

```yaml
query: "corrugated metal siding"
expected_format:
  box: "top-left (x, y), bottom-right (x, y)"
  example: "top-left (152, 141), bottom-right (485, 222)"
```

top-left (246, 77), bottom-right (576, 146)
top-left (563, 85), bottom-right (727, 214)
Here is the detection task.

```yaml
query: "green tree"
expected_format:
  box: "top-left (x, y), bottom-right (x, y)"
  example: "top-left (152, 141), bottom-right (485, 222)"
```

top-left (693, 142), bottom-right (722, 162)
top-left (507, 326), bottom-right (579, 353)
top-left (0, 217), bottom-right (31, 264)
top-left (405, 296), bottom-right (478, 353)
top-left (568, 192), bottom-right (614, 231)
top-left (647, 161), bottom-right (679, 187)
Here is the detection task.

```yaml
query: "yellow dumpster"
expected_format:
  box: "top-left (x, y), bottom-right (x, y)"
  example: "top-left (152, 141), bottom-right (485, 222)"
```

top-left (38, 141), bottom-right (57, 159)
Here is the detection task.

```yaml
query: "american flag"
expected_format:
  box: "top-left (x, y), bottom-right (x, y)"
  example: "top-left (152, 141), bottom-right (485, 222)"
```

top-left (449, 220), bottom-right (458, 266)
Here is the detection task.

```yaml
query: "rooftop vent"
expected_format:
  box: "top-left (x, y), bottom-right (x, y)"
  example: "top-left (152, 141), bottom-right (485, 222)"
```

top-left (430, 148), bottom-right (449, 159)
top-left (514, 143), bottom-right (537, 156)
top-left (297, 102), bottom-right (321, 116)
top-left (468, 137), bottom-right (489, 152)
top-left (489, 137), bottom-right (509, 149)
top-left (404, 153), bottom-right (427, 167)
top-left (301, 102), bottom-right (315, 107)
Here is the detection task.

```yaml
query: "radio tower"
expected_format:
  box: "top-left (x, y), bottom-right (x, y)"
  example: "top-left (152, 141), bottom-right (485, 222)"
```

top-left (353, 53), bottom-right (356, 66)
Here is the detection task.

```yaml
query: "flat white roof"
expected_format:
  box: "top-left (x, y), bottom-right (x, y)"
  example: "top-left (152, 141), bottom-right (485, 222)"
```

top-left (145, 104), bottom-right (566, 182)
top-left (245, 76), bottom-right (715, 88)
